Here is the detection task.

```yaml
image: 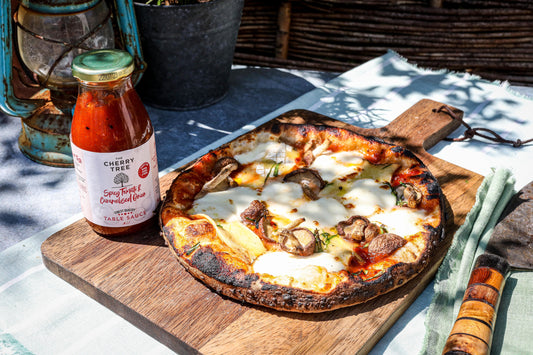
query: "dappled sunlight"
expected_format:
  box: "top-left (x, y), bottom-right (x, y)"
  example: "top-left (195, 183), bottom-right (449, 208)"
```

top-left (150, 67), bottom-right (336, 171)
top-left (283, 52), bottom-right (533, 189)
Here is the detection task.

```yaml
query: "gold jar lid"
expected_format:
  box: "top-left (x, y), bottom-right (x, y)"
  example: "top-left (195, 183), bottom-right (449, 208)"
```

top-left (72, 49), bottom-right (134, 83)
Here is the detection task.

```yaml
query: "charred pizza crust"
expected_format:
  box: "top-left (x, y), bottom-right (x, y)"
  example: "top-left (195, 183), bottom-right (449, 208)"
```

top-left (160, 119), bottom-right (445, 313)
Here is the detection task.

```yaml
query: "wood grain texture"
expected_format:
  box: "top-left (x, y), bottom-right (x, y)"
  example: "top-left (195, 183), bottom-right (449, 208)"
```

top-left (41, 99), bottom-right (483, 354)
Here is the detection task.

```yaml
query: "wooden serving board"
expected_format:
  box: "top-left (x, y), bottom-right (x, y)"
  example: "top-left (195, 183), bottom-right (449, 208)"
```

top-left (42, 99), bottom-right (483, 354)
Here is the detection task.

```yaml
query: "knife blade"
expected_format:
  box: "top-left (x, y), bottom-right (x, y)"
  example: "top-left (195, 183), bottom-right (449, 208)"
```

top-left (442, 181), bottom-right (533, 355)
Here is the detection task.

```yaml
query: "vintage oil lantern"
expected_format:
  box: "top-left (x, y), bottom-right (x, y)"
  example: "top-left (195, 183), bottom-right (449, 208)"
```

top-left (0, 0), bottom-right (145, 167)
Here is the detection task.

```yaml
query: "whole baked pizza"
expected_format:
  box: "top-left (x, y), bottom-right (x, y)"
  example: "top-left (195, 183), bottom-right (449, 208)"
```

top-left (160, 114), bottom-right (445, 313)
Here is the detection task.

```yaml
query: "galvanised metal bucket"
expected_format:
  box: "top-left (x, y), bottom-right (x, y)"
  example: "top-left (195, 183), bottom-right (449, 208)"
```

top-left (134, 0), bottom-right (244, 110)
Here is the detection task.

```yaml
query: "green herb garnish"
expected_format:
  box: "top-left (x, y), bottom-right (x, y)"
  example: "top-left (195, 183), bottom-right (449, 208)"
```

top-left (362, 270), bottom-right (385, 281)
top-left (383, 181), bottom-right (406, 206)
top-left (263, 161), bottom-right (282, 186)
top-left (314, 230), bottom-right (338, 252)
top-left (273, 162), bottom-right (281, 177)
top-left (321, 232), bottom-right (337, 247)
top-left (375, 222), bottom-right (388, 235)
top-left (244, 216), bottom-right (262, 229)
top-left (185, 242), bottom-right (201, 255)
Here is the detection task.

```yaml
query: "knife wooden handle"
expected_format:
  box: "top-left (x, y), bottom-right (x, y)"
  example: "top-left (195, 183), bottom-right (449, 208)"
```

top-left (442, 254), bottom-right (510, 355)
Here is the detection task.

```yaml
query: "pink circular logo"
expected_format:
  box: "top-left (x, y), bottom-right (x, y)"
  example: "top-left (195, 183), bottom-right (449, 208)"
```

top-left (138, 162), bottom-right (150, 178)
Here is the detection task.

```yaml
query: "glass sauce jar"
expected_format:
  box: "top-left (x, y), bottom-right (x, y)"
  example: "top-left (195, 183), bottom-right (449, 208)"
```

top-left (70, 49), bottom-right (160, 236)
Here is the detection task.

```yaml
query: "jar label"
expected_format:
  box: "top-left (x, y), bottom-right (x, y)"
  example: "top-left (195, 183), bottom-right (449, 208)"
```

top-left (71, 135), bottom-right (160, 227)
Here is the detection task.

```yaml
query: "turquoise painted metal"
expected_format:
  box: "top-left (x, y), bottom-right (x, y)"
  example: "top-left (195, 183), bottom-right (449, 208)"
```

top-left (19, 0), bottom-right (101, 14)
top-left (115, 0), bottom-right (146, 85)
top-left (0, 0), bottom-right (145, 167)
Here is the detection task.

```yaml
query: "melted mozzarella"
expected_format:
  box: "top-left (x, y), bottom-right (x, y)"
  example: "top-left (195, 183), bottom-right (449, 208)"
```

top-left (343, 178), bottom-right (397, 216)
top-left (233, 142), bottom-right (298, 188)
top-left (260, 181), bottom-right (306, 224)
top-left (253, 251), bottom-right (345, 278)
top-left (369, 207), bottom-right (427, 237)
top-left (190, 186), bottom-right (258, 222)
top-left (292, 198), bottom-right (350, 231)
top-left (234, 141), bottom-right (296, 165)
top-left (310, 151), bottom-right (364, 182)
top-left (261, 181), bottom-right (305, 210)
top-left (262, 181), bottom-right (350, 230)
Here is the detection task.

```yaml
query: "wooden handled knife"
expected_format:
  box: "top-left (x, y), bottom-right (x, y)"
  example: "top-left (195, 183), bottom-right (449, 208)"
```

top-left (442, 181), bottom-right (533, 355)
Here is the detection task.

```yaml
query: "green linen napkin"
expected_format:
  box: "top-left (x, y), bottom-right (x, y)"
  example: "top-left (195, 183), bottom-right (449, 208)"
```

top-left (422, 168), bottom-right (518, 354)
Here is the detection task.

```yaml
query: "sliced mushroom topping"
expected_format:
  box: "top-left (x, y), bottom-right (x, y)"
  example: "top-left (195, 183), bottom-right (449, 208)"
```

top-left (336, 216), bottom-right (380, 243)
top-left (197, 157), bottom-right (239, 197)
top-left (279, 228), bottom-right (316, 256)
top-left (367, 233), bottom-right (406, 257)
top-left (395, 183), bottom-right (422, 208)
top-left (284, 217), bottom-right (306, 230)
top-left (283, 168), bottom-right (326, 200)
top-left (256, 216), bottom-right (274, 243)
top-left (214, 157), bottom-right (239, 175)
top-left (337, 216), bottom-right (368, 242)
top-left (240, 200), bottom-right (275, 242)
top-left (302, 139), bottom-right (331, 165)
top-left (364, 222), bottom-right (380, 243)
top-left (302, 141), bottom-right (316, 166)
top-left (313, 138), bottom-right (331, 157)
top-left (240, 199), bottom-right (267, 224)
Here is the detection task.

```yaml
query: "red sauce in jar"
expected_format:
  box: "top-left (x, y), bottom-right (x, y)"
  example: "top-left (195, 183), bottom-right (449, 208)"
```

top-left (71, 83), bottom-right (152, 152)
top-left (71, 49), bottom-right (160, 237)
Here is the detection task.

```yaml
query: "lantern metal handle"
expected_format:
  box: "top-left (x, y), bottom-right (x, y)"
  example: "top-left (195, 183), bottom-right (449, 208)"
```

top-left (115, 0), bottom-right (146, 85)
top-left (0, 0), bottom-right (44, 118)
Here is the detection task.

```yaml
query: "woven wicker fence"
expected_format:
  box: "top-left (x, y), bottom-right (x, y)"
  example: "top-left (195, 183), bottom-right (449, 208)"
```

top-left (233, 0), bottom-right (533, 86)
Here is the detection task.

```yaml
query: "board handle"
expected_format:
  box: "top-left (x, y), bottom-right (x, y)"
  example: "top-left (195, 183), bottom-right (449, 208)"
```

top-left (442, 254), bottom-right (510, 355)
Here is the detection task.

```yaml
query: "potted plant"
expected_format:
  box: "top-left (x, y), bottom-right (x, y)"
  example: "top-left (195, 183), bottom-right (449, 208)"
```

top-left (133, 0), bottom-right (244, 110)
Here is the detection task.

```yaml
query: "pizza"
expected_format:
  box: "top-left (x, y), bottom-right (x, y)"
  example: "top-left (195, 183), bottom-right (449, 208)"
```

top-left (160, 115), bottom-right (445, 313)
